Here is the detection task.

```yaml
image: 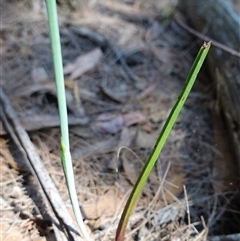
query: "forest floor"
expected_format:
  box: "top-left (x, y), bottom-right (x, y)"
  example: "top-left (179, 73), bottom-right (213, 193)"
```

top-left (1, 1), bottom-right (239, 241)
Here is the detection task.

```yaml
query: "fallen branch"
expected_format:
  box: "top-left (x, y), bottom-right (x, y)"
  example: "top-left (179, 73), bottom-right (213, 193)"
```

top-left (0, 86), bottom-right (83, 241)
top-left (0, 114), bottom-right (88, 135)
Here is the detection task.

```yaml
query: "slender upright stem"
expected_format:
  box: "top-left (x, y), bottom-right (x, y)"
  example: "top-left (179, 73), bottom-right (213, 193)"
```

top-left (115, 42), bottom-right (211, 241)
top-left (44, 1), bottom-right (92, 240)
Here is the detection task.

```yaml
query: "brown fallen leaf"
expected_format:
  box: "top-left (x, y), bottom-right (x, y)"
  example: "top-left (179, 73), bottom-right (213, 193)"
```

top-left (92, 112), bottom-right (146, 134)
top-left (95, 112), bottom-right (120, 121)
top-left (15, 81), bottom-right (85, 116)
top-left (64, 48), bottom-right (103, 79)
top-left (149, 101), bottom-right (172, 123)
top-left (31, 67), bottom-right (48, 83)
top-left (108, 127), bottom-right (136, 170)
top-left (81, 188), bottom-right (121, 229)
top-left (121, 148), bottom-right (157, 197)
top-left (121, 150), bottom-right (143, 186)
top-left (163, 162), bottom-right (184, 202)
top-left (71, 137), bottom-right (117, 159)
top-left (135, 129), bottom-right (159, 149)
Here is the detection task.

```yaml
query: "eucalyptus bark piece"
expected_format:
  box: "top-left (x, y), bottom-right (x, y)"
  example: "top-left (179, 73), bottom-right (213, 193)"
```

top-left (179, 0), bottom-right (240, 178)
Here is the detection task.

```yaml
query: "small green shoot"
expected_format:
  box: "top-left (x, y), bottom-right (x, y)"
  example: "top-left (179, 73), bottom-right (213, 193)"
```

top-left (44, 0), bottom-right (211, 240)
top-left (44, 1), bottom-right (92, 240)
top-left (115, 42), bottom-right (211, 241)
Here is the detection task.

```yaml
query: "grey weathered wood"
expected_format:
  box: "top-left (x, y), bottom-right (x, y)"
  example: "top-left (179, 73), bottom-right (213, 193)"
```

top-left (0, 86), bottom-right (84, 241)
top-left (179, 0), bottom-right (240, 172)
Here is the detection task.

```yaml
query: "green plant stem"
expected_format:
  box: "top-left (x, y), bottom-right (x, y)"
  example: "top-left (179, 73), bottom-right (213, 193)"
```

top-left (115, 42), bottom-right (211, 241)
top-left (44, 1), bottom-right (92, 240)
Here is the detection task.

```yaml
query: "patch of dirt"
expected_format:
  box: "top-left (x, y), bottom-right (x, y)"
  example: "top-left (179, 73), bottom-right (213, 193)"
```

top-left (1, 1), bottom-right (239, 241)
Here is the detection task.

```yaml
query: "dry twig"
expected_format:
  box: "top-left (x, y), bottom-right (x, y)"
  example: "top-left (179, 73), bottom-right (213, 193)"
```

top-left (175, 15), bottom-right (240, 58)
top-left (0, 86), bottom-right (84, 241)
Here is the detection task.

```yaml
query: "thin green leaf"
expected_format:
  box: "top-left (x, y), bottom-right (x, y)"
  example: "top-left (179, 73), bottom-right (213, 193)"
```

top-left (45, 1), bottom-right (92, 240)
top-left (115, 42), bottom-right (211, 241)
